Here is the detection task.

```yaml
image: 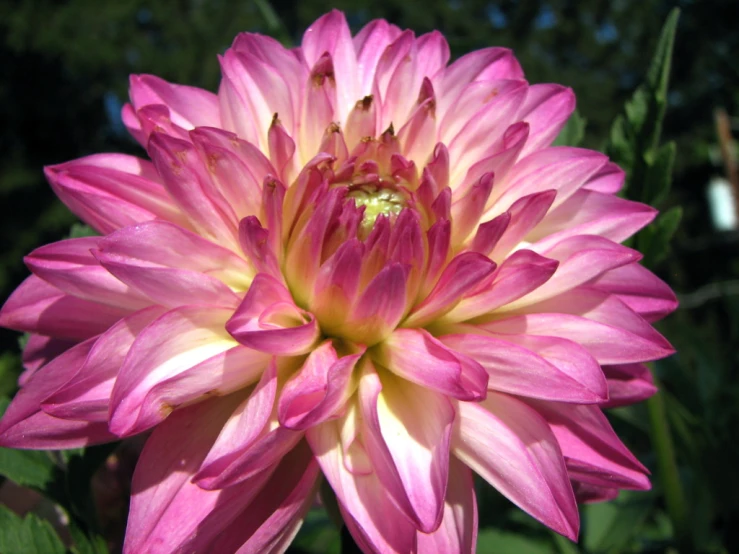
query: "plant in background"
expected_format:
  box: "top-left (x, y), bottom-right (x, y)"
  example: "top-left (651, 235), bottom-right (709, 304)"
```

top-left (0, 9), bottom-right (679, 554)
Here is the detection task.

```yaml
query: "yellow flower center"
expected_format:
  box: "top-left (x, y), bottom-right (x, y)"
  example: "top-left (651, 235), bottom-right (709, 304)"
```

top-left (346, 184), bottom-right (407, 237)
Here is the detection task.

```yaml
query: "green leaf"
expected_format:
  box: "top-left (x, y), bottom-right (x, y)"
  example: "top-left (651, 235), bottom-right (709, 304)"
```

top-left (646, 9), bottom-right (681, 108)
top-left (0, 505), bottom-right (66, 554)
top-left (606, 9), bottom-right (680, 202)
top-left (643, 141), bottom-right (677, 207)
top-left (292, 509), bottom-right (341, 554)
top-left (582, 492), bottom-right (655, 553)
top-left (476, 529), bottom-right (556, 553)
top-left (69, 524), bottom-right (110, 554)
top-left (639, 206), bottom-right (682, 267)
top-left (553, 110), bottom-right (586, 147)
top-left (0, 351), bottom-right (20, 398)
top-left (67, 223), bottom-right (97, 239)
top-left (0, 447), bottom-right (57, 491)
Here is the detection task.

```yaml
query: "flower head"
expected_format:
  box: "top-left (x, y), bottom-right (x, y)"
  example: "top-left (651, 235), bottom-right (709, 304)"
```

top-left (0, 10), bottom-right (676, 553)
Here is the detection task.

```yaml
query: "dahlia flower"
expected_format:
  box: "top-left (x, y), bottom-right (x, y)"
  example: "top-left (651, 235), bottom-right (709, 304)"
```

top-left (0, 10), bottom-right (676, 553)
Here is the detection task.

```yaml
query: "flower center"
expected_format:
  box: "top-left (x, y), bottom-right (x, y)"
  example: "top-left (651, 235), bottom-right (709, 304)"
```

top-left (346, 184), bottom-right (408, 237)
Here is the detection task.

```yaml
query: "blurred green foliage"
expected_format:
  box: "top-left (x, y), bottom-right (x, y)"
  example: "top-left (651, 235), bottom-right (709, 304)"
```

top-left (1, 1), bottom-right (738, 552)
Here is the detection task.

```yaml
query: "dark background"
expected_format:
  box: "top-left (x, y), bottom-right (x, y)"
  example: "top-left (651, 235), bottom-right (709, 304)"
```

top-left (1, 1), bottom-right (738, 552)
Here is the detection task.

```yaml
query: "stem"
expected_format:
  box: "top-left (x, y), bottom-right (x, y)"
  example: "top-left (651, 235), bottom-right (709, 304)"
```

top-left (647, 382), bottom-right (691, 551)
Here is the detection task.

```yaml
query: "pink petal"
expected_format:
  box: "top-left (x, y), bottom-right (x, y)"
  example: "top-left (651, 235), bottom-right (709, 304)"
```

top-left (527, 401), bottom-right (650, 491)
top-left (123, 394), bottom-right (277, 554)
top-left (459, 121), bottom-right (529, 197)
top-left (490, 147), bottom-right (609, 216)
top-left (24, 237), bottom-right (150, 310)
top-left (148, 133), bottom-right (239, 249)
top-left (343, 263), bottom-right (408, 344)
top-left (42, 306), bottom-right (165, 422)
top-left (375, 328), bottom-right (488, 400)
top-left (517, 84), bottom-right (576, 157)
top-left (230, 32), bottom-right (306, 98)
top-left (278, 340), bottom-right (364, 429)
top-left (353, 19), bottom-right (403, 95)
top-left (94, 221), bottom-right (248, 309)
top-left (203, 441), bottom-right (320, 554)
top-left (0, 339), bottom-right (93, 441)
top-left (311, 239), bottom-right (364, 332)
top-left (445, 81), bottom-right (529, 178)
top-left (226, 274), bottom-right (319, 355)
top-left (195, 361), bottom-right (303, 490)
top-left (503, 236), bottom-right (641, 310)
top-left (360, 369), bottom-right (454, 533)
top-left (488, 190), bottom-right (557, 261)
top-left (109, 306), bottom-right (240, 436)
top-left (128, 74), bottom-right (220, 129)
top-left (441, 332), bottom-right (607, 403)
top-left (299, 54), bottom-right (337, 161)
top-left (345, 94), bottom-right (378, 150)
top-left (416, 31), bottom-right (451, 80)
top-left (601, 363), bottom-right (657, 407)
top-left (44, 154), bottom-right (184, 234)
top-left (0, 275), bottom-right (130, 340)
top-left (494, 287), bottom-right (674, 364)
top-left (590, 262), bottom-right (678, 322)
top-left (406, 251), bottom-right (496, 327)
top-left (397, 92), bottom-right (438, 167)
top-left (307, 419), bottom-right (418, 553)
top-left (453, 394), bottom-right (579, 539)
top-left (450, 173), bottom-right (495, 246)
top-left (20, 335), bottom-right (76, 383)
top-left (220, 49), bottom-right (295, 147)
top-left (0, 411), bottom-right (116, 449)
top-left (417, 456), bottom-right (478, 554)
top-left (572, 481), bottom-right (620, 504)
top-left (583, 162), bottom-right (625, 194)
top-left (436, 48), bottom-right (524, 118)
top-left (189, 129), bottom-right (268, 222)
top-left (239, 216), bottom-right (282, 282)
top-left (301, 10), bottom-right (359, 124)
top-left (530, 189), bottom-right (657, 249)
top-left (446, 249), bottom-right (558, 322)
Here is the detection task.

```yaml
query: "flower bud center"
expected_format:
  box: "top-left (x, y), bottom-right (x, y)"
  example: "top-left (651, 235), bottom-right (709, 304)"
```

top-left (347, 184), bottom-right (407, 236)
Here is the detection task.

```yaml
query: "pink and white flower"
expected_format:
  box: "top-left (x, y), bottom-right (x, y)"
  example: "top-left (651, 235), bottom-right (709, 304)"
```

top-left (0, 10), bottom-right (676, 553)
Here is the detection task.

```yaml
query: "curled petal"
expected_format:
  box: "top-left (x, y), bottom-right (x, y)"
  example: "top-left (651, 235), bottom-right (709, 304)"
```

top-left (278, 341), bottom-right (364, 429)
top-left (226, 274), bottom-right (320, 355)
top-left (446, 249), bottom-right (558, 322)
top-left (375, 328), bottom-right (488, 401)
top-left (590, 262), bottom-right (678, 322)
